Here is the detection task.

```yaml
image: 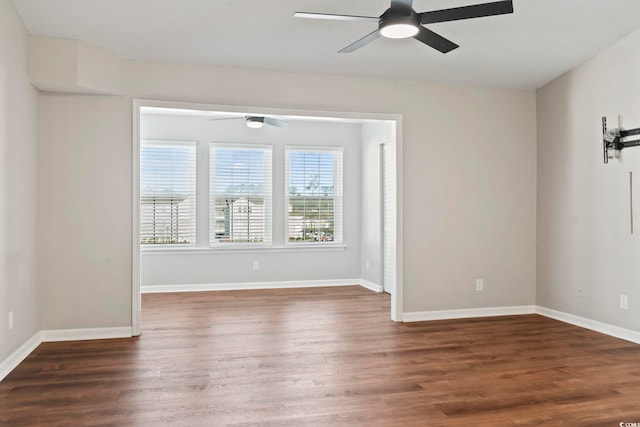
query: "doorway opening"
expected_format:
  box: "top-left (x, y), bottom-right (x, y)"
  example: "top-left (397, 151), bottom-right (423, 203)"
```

top-left (131, 100), bottom-right (403, 335)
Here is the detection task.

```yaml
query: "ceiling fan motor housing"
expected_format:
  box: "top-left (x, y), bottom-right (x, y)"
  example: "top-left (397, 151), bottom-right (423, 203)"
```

top-left (246, 116), bottom-right (265, 128)
top-left (379, 9), bottom-right (421, 39)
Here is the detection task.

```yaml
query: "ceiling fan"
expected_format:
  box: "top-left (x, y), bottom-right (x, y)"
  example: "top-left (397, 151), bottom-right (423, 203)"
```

top-left (294, 0), bottom-right (513, 54)
top-left (210, 116), bottom-right (289, 129)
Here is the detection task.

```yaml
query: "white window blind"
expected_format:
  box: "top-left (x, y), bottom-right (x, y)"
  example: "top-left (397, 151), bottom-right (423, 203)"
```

top-left (285, 147), bottom-right (343, 244)
top-left (140, 141), bottom-right (197, 246)
top-left (210, 144), bottom-right (272, 245)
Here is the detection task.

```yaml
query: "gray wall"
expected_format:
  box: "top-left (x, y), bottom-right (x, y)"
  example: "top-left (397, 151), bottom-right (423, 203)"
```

top-left (140, 113), bottom-right (362, 286)
top-left (4, 3), bottom-right (640, 371)
top-left (38, 95), bottom-right (132, 330)
top-left (0, 0), bottom-right (40, 361)
top-left (536, 29), bottom-right (640, 331)
top-left (36, 57), bottom-right (536, 329)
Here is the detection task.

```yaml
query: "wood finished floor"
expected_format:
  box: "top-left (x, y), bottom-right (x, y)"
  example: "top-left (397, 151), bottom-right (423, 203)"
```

top-left (1, 286), bottom-right (640, 426)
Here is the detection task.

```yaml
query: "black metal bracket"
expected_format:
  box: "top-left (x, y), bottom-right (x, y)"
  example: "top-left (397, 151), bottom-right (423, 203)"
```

top-left (603, 116), bottom-right (640, 163)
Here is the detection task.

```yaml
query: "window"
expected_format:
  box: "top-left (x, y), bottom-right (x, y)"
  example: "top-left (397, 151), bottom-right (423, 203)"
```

top-left (285, 148), bottom-right (343, 244)
top-left (210, 144), bottom-right (272, 245)
top-left (140, 141), bottom-right (196, 246)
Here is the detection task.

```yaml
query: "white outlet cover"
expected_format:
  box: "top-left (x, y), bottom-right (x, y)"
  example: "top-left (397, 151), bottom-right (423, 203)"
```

top-left (620, 294), bottom-right (629, 310)
top-left (8, 311), bottom-right (14, 330)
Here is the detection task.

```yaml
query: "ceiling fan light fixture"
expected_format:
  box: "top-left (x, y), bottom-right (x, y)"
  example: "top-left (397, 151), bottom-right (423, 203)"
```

top-left (380, 22), bottom-right (419, 39)
top-left (246, 116), bottom-right (265, 129)
top-left (379, 13), bottom-right (420, 39)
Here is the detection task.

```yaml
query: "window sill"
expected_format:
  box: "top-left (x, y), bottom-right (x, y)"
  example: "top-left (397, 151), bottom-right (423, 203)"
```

top-left (141, 244), bottom-right (348, 255)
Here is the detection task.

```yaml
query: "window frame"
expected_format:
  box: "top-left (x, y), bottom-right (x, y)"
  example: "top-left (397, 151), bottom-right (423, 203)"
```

top-left (209, 142), bottom-right (273, 248)
top-left (284, 146), bottom-right (344, 247)
top-left (139, 139), bottom-right (198, 250)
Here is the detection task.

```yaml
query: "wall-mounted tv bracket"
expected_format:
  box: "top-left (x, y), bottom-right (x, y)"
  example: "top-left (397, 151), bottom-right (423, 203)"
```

top-left (603, 116), bottom-right (640, 163)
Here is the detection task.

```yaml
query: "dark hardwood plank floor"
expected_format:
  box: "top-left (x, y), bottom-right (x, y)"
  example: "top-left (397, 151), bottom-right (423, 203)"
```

top-left (1, 286), bottom-right (640, 426)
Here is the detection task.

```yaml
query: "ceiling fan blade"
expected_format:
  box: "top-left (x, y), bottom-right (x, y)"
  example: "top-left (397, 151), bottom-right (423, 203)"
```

top-left (339, 29), bottom-right (381, 53)
top-left (420, 0), bottom-right (513, 24)
top-left (294, 12), bottom-right (378, 22)
top-left (413, 27), bottom-right (459, 53)
top-left (263, 117), bottom-right (289, 128)
top-left (390, 0), bottom-right (414, 14)
top-left (209, 117), bottom-right (242, 122)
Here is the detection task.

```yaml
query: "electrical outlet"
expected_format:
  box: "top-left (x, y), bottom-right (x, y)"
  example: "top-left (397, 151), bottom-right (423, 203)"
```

top-left (620, 294), bottom-right (629, 310)
top-left (365, 260), bottom-right (370, 270)
top-left (476, 279), bottom-right (484, 292)
top-left (577, 288), bottom-right (584, 299)
top-left (252, 260), bottom-right (260, 271)
top-left (8, 311), bottom-right (13, 331)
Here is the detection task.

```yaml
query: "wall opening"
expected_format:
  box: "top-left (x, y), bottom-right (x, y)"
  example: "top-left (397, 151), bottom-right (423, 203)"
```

top-left (131, 100), bottom-right (403, 335)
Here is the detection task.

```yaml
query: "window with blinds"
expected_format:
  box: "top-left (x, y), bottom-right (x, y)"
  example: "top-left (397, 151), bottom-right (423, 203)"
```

top-left (140, 141), bottom-right (197, 246)
top-left (285, 147), bottom-right (343, 244)
top-left (210, 144), bottom-right (272, 245)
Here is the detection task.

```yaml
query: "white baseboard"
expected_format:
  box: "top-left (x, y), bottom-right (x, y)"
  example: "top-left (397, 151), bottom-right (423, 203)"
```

top-left (40, 327), bottom-right (133, 342)
top-left (403, 305), bottom-right (640, 344)
top-left (4, 305), bottom-right (639, 383)
top-left (141, 278), bottom-right (362, 293)
top-left (359, 279), bottom-right (383, 293)
top-left (535, 306), bottom-right (640, 344)
top-left (403, 305), bottom-right (536, 322)
top-left (1, 327), bottom-right (133, 382)
top-left (0, 332), bottom-right (41, 382)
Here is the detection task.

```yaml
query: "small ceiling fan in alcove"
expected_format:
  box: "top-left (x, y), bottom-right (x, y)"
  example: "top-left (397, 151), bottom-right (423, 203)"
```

top-left (294, 0), bottom-right (514, 53)
top-left (210, 116), bottom-right (289, 129)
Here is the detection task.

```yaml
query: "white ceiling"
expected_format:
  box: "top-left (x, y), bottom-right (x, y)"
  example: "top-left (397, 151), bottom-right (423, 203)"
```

top-left (11, 0), bottom-right (640, 89)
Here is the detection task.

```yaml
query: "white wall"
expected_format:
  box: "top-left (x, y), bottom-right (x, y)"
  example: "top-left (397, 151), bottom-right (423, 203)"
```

top-left (0, 0), bottom-right (40, 361)
top-left (35, 48), bottom-right (537, 328)
top-left (139, 113), bottom-right (362, 286)
top-left (360, 121), bottom-right (395, 287)
top-left (537, 29), bottom-right (640, 331)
